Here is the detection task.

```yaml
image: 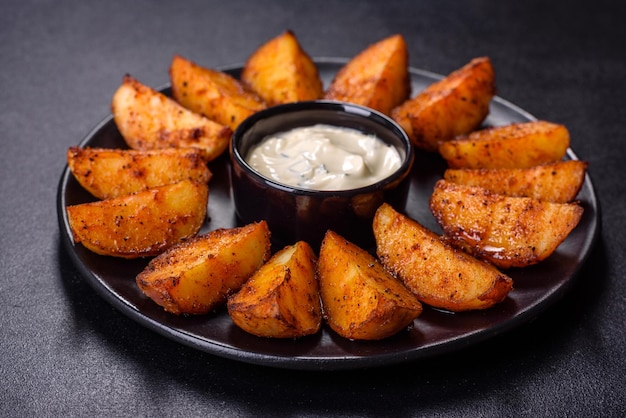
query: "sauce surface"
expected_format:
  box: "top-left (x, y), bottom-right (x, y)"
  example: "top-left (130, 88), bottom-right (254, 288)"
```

top-left (245, 124), bottom-right (402, 190)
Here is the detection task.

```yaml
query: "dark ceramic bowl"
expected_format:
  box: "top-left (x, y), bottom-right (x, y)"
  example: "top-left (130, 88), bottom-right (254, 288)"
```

top-left (230, 100), bottom-right (414, 250)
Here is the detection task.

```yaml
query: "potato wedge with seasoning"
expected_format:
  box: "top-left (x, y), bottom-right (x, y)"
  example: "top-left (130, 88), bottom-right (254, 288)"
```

top-left (373, 203), bottom-right (513, 311)
top-left (67, 147), bottom-right (212, 200)
top-left (429, 180), bottom-right (584, 269)
top-left (241, 30), bottom-right (323, 106)
top-left (136, 221), bottom-right (271, 315)
top-left (438, 120), bottom-right (570, 169)
top-left (324, 34), bottom-right (410, 116)
top-left (170, 55), bottom-right (266, 131)
top-left (392, 56), bottom-right (495, 152)
top-left (111, 75), bottom-right (231, 161)
top-left (227, 241), bottom-right (321, 338)
top-left (318, 230), bottom-right (422, 340)
top-left (66, 179), bottom-right (208, 259)
top-left (443, 160), bottom-right (588, 203)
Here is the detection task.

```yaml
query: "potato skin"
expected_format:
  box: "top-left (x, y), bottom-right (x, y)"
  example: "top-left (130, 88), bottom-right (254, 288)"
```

top-left (373, 203), bottom-right (513, 311)
top-left (392, 57), bottom-right (495, 152)
top-left (443, 160), bottom-right (588, 203)
top-left (170, 55), bottom-right (266, 131)
top-left (324, 34), bottom-right (410, 115)
top-left (241, 30), bottom-right (323, 106)
top-left (136, 221), bottom-right (271, 315)
top-left (438, 120), bottom-right (570, 169)
top-left (318, 230), bottom-right (422, 340)
top-left (67, 147), bottom-right (212, 200)
top-left (111, 75), bottom-right (232, 161)
top-left (429, 180), bottom-right (584, 269)
top-left (66, 179), bottom-right (208, 259)
top-left (227, 241), bottom-right (321, 338)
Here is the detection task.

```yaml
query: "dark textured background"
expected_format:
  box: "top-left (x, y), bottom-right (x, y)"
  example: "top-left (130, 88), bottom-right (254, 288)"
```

top-left (2, 0), bottom-right (625, 416)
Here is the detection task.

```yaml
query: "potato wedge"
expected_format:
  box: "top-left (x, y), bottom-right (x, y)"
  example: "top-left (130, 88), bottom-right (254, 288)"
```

top-left (392, 56), bottom-right (495, 152)
top-left (324, 34), bottom-right (410, 115)
top-left (67, 147), bottom-right (211, 200)
top-left (170, 55), bottom-right (267, 131)
top-left (136, 221), bottom-right (271, 315)
top-left (227, 241), bottom-right (321, 338)
top-left (318, 230), bottom-right (422, 340)
top-left (443, 160), bottom-right (587, 203)
top-left (111, 75), bottom-right (231, 161)
top-left (241, 30), bottom-right (323, 106)
top-left (66, 179), bottom-right (208, 259)
top-left (429, 180), bottom-right (584, 269)
top-left (373, 203), bottom-right (513, 311)
top-left (438, 120), bottom-right (570, 169)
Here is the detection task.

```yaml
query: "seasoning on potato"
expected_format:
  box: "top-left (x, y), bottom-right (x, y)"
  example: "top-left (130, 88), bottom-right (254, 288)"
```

top-left (136, 221), bottom-right (271, 315)
top-left (112, 75), bottom-right (232, 161)
top-left (429, 179), bottom-right (584, 269)
top-left (66, 179), bottom-right (208, 259)
top-left (227, 241), bottom-right (321, 338)
top-left (241, 30), bottom-right (323, 106)
top-left (373, 203), bottom-right (513, 311)
top-left (391, 56), bottom-right (495, 152)
top-left (317, 230), bottom-right (422, 340)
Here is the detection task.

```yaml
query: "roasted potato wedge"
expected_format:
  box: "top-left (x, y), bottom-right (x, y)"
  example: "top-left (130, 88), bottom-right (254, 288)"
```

top-left (227, 241), bottom-right (321, 338)
top-left (429, 180), bottom-right (584, 269)
top-left (318, 230), bottom-right (422, 340)
top-left (67, 147), bottom-right (211, 200)
top-left (66, 179), bottom-right (208, 259)
top-left (111, 75), bottom-right (231, 161)
top-left (324, 34), bottom-right (410, 115)
top-left (373, 203), bottom-right (513, 311)
top-left (241, 30), bottom-right (323, 106)
top-left (443, 160), bottom-right (587, 203)
top-left (170, 55), bottom-right (267, 131)
top-left (392, 56), bottom-right (495, 152)
top-left (438, 120), bottom-right (570, 169)
top-left (136, 221), bottom-right (271, 315)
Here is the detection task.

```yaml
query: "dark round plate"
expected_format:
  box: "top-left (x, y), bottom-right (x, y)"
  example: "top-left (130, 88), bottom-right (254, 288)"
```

top-left (57, 58), bottom-right (599, 370)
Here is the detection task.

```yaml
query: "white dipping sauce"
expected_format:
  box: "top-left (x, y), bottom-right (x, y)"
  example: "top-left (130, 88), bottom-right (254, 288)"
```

top-left (245, 124), bottom-right (402, 191)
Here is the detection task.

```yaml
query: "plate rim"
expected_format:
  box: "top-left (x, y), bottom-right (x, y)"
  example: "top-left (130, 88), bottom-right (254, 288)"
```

top-left (57, 57), bottom-right (600, 370)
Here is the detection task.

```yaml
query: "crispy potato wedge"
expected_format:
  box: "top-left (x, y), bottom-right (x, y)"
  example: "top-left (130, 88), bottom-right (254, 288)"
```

top-left (136, 221), bottom-right (271, 315)
top-left (66, 179), bottom-right (208, 259)
top-left (241, 30), bottom-right (323, 106)
top-left (438, 120), bottom-right (570, 169)
top-left (227, 241), bottom-right (321, 338)
top-left (392, 57), bottom-right (495, 152)
top-left (443, 160), bottom-right (587, 203)
top-left (324, 34), bottom-right (410, 115)
top-left (429, 180), bottom-right (584, 269)
top-left (111, 75), bottom-right (231, 161)
top-left (318, 230), bottom-right (422, 340)
top-left (67, 146), bottom-right (211, 200)
top-left (170, 55), bottom-right (267, 131)
top-left (373, 203), bottom-right (513, 311)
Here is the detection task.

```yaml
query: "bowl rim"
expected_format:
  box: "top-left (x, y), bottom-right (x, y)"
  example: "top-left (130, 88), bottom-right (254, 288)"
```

top-left (230, 100), bottom-right (415, 196)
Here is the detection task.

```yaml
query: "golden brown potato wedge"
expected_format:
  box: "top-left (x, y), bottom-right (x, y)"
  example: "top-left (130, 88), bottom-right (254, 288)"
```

top-left (227, 241), bottom-right (321, 338)
top-left (111, 75), bottom-right (231, 161)
top-left (318, 230), bottom-right (422, 340)
top-left (443, 160), bottom-right (587, 203)
top-left (392, 56), bottom-right (495, 152)
top-left (170, 55), bottom-right (267, 131)
top-left (136, 221), bottom-right (271, 315)
top-left (241, 30), bottom-right (323, 106)
top-left (67, 146), bottom-right (211, 200)
top-left (373, 203), bottom-right (513, 311)
top-left (324, 34), bottom-right (410, 115)
top-left (438, 120), bottom-right (570, 169)
top-left (66, 179), bottom-right (208, 259)
top-left (429, 180), bottom-right (584, 269)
